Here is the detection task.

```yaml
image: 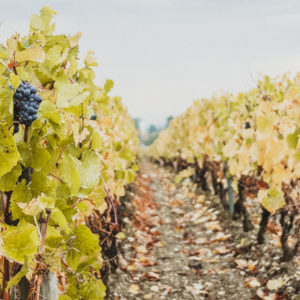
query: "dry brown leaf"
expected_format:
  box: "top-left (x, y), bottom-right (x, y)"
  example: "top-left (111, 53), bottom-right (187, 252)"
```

top-left (205, 221), bottom-right (222, 231)
top-left (170, 199), bottom-right (184, 206)
top-left (213, 232), bottom-right (232, 242)
top-left (215, 246), bottom-right (230, 255)
top-left (235, 259), bottom-right (248, 269)
top-left (155, 240), bottom-right (164, 247)
top-left (141, 271), bottom-right (160, 281)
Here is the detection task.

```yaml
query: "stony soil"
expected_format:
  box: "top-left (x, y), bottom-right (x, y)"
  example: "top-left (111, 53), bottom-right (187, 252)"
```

top-left (106, 160), bottom-right (300, 300)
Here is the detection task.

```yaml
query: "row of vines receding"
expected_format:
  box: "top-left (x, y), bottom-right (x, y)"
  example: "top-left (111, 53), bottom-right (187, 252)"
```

top-left (148, 73), bottom-right (300, 263)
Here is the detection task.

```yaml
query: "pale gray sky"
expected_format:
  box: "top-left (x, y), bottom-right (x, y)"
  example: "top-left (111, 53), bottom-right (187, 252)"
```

top-left (1, 0), bottom-right (300, 127)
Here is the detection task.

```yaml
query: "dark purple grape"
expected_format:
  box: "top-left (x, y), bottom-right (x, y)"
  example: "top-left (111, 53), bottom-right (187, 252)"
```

top-left (35, 94), bottom-right (42, 103)
top-left (245, 121), bottom-right (251, 129)
top-left (28, 107), bottom-right (36, 114)
top-left (90, 113), bottom-right (97, 120)
top-left (13, 124), bottom-right (19, 134)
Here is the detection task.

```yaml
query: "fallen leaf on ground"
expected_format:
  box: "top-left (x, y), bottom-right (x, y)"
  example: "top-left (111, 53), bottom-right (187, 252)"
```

top-left (170, 199), bottom-right (184, 206)
top-left (245, 277), bottom-right (261, 288)
top-left (115, 232), bottom-right (126, 240)
top-left (136, 245), bottom-right (148, 254)
top-left (267, 279), bottom-right (284, 291)
top-left (215, 246), bottom-right (231, 255)
top-left (155, 240), bottom-right (164, 247)
top-left (150, 285), bottom-right (159, 292)
top-left (141, 271), bottom-right (160, 281)
top-left (127, 264), bottom-right (137, 271)
top-left (205, 221), bottom-right (222, 231)
top-left (235, 259), bottom-right (248, 269)
top-left (128, 284), bottom-right (140, 294)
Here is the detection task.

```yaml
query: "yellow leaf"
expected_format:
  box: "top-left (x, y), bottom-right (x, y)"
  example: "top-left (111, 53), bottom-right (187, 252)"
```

top-left (6, 33), bottom-right (19, 52)
top-left (258, 187), bottom-right (285, 213)
top-left (84, 50), bottom-right (98, 67)
top-left (69, 32), bottom-right (82, 48)
top-left (10, 73), bottom-right (20, 89)
top-left (115, 232), bottom-right (126, 240)
top-left (128, 284), bottom-right (140, 295)
top-left (15, 47), bottom-right (46, 63)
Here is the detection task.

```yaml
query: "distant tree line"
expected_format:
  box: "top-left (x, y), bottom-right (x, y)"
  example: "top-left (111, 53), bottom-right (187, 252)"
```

top-left (134, 116), bottom-right (173, 146)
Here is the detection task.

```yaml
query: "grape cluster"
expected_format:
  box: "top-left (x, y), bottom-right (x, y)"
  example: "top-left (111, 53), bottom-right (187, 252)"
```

top-left (90, 113), bottom-right (97, 120)
top-left (13, 81), bottom-right (42, 130)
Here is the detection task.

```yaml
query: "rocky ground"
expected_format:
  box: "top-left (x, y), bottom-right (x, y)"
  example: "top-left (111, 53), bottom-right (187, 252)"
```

top-left (106, 160), bottom-right (300, 300)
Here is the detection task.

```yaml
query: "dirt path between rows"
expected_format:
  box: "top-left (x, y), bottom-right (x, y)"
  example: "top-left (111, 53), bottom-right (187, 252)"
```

top-left (106, 160), bottom-right (300, 300)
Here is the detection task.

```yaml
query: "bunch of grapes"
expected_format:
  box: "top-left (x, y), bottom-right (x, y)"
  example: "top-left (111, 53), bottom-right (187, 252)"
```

top-left (13, 81), bottom-right (42, 132)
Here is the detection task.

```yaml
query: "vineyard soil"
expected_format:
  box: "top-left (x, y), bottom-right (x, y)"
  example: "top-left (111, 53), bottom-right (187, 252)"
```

top-left (107, 160), bottom-right (300, 300)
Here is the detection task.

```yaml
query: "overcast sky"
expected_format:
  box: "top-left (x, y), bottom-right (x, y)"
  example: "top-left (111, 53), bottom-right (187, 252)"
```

top-left (1, 0), bottom-right (300, 127)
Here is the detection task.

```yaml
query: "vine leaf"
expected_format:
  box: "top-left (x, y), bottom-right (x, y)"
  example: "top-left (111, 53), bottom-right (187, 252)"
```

top-left (0, 124), bottom-right (20, 177)
top-left (15, 47), bottom-right (46, 63)
top-left (66, 225), bottom-right (100, 271)
top-left (2, 221), bottom-right (39, 263)
top-left (6, 257), bottom-right (28, 291)
top-left (258, 187), bottom-right (285, 213)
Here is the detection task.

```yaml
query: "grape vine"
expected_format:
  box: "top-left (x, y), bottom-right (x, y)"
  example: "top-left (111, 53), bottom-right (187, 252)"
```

top-left (149, 73), bottom-right (300, 261)
top-left (0, 6), bottom-right (139, 300)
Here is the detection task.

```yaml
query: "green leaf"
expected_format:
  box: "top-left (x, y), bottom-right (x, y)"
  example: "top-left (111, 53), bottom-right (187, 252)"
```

top-left (38, 194), bottom-right (55, 210)
top-left (10, 180), bottom-right (33, 220)
top-left (31, 144), bottom-right (51, 170)
top-left (49, 208), bottom-right (69, 232)
top-left (30, 6), bottom-right (56, 34)
top-left (16, 198), bottom-right (41, 216)
top-left (0, 86), bottom-right (13, 124)
top-left (294, 150), bottom-right (300, 162)
top-left (45, 45), bottom-right (63, 70)
top-left (66, 225), bottom-right (100, 271)
top-left (104, 79), bottom-right (114, 93)
top-left (38, 101), bottom-right (61, 124)
top-left (287, 132), bottom-right (298, 149)
top-left (73, 149), bottom-right (101, 191)
top-left (2, 221), bottom-right (39, 263)
top-left (64, 274), bottom-right (106, 300)
top-left (0, 164), bottom-right (22, 191)
top-left (91, 130), bottom-right (101, 151)
top-left (45, 226), bottom-right (62, 249)
top-left (17, 141), bottom-right (51, 170)
top-left (6, 257), bottom-right (28, 290)
top-left (55, 80), bottom-right (84, 108)
top-left (0, 123), bottom-right (20, 177)
top-left (10, 73), bottom-right (21, 89)
top-left (256, 115), bottom-right (275, 134)
top-left (258, 187), bottom-right (285, 213)
top-left (59, 153), bottom-right (81, 195)
top-left (115, 169), bottom-right (126, 180)
top-left (58, 295), bottom-right (72, 300)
